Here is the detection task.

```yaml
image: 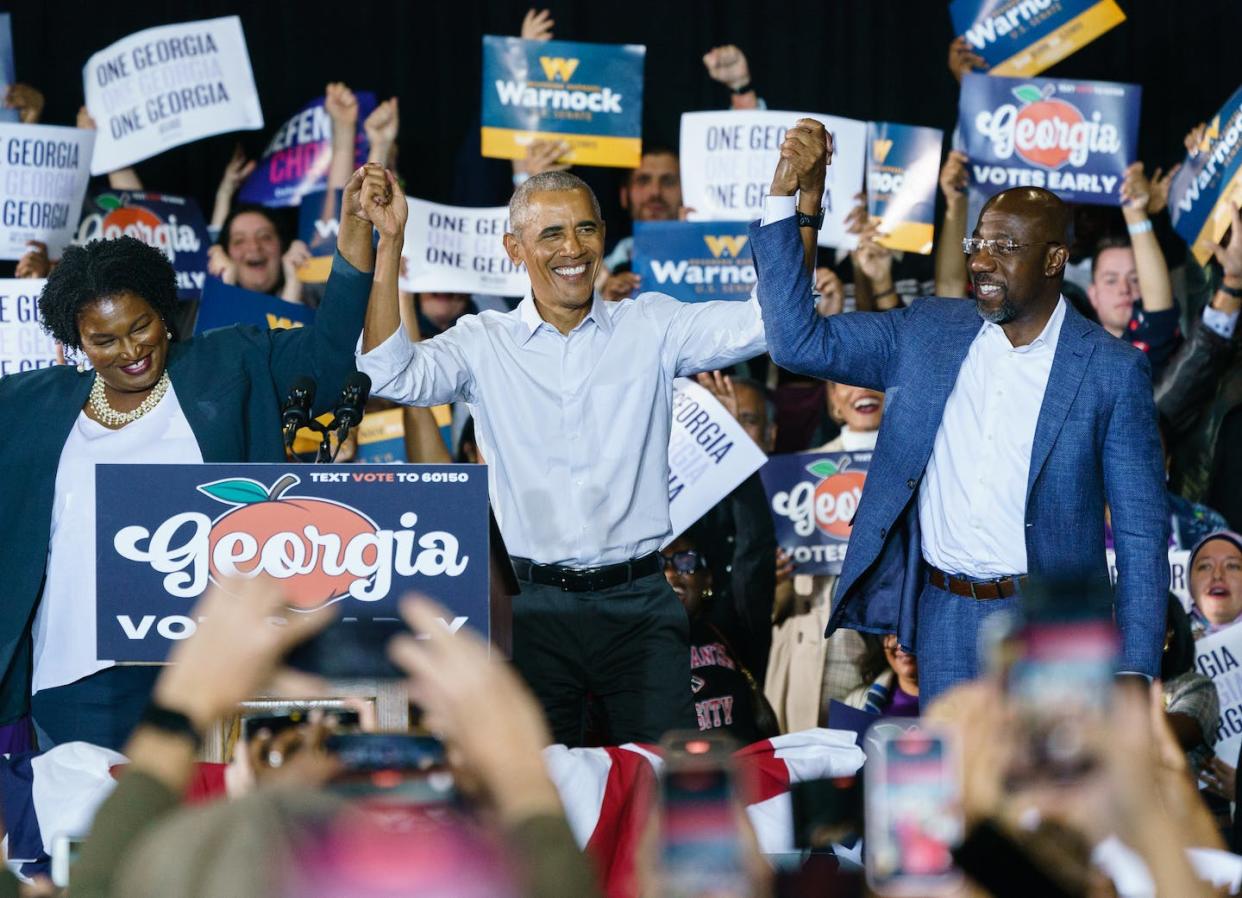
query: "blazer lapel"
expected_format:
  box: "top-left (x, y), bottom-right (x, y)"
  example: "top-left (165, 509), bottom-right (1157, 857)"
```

top-left (166, 344), bottom-right (229, 462)
top-left (1026, 304), bottom-right (1096, 500)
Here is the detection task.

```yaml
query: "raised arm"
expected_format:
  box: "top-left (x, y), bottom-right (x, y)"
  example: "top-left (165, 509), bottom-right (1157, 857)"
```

top-left (1120, 162), bottom-right (1174, 315)
top-left (355, 169), bottom-right (475, 407)
top-left (267, 165), bottom-right (375, 412)
top-left (934, 150), bottom-right (970, 297)
top-left (76, 105), bottom-right (142, 190)
top-left (749, 119), bottom-right (902, 390)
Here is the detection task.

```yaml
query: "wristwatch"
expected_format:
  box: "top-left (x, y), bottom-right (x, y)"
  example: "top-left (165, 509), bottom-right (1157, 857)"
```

top-left (1220, 281), bottom-right (1242, 298)
top-left (139, 701), bottom-right (203, 749)
top-left (796, 208), bottom-right (825, 229)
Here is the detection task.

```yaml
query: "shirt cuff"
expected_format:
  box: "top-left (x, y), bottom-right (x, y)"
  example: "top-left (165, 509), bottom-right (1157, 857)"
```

top-left (1203, 305), bottom-right (1240, 340)
top-left (355, 324), bottom-right (416, 397)
top-left (1117, 671), bottom-right (1154, 682)
top-left (761, 195), bottom-right (797, 226)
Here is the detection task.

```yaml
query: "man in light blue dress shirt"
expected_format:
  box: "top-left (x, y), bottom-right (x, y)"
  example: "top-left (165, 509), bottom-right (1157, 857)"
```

top-left (357, 170), bottom-right (782, 745)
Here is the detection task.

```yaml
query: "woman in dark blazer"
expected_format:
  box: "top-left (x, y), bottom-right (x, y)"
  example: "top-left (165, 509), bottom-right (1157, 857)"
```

top-left (0, 165), bottom-right (386, 751)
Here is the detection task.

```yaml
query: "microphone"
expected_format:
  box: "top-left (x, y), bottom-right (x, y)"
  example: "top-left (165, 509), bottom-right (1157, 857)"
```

top-left (281, 376), bottom-right (317, 450)
top-left (332, 373), bottom-right (372, 443)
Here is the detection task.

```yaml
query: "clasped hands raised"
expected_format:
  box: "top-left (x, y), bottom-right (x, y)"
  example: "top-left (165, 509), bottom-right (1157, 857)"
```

top-left (343, 161), bottom-right (408, 239)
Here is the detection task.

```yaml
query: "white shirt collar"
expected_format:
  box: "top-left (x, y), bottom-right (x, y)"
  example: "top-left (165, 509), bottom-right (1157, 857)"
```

top-left (516, 293), bottom-right (613, 344)
top-left (980, 295), bottom-right (1067, 354)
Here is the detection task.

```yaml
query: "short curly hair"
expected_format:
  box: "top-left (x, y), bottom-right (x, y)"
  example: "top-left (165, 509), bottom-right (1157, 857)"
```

top-left (38, 236), bottom-right (180, 351)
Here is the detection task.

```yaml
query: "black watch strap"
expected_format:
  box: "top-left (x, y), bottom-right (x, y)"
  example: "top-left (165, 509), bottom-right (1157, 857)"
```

top-left (139, 701), bottom-right (203, 748)
top-left (730, 81), bottom-right (753, 95)
top-left (1221, 281), bottom-right (1242, 298)
top-left (796, 208), bottom-right (825, 229)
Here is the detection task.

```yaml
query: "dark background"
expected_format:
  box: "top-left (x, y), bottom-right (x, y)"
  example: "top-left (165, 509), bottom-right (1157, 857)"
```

top-left (6, 0), bottom-right (1242, 241)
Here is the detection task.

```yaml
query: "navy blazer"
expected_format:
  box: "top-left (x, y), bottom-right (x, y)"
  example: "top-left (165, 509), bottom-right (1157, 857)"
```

top-left (0, 253), bottom-right (371, 722)
top-left (749, 217), bottom-right (1169, 676)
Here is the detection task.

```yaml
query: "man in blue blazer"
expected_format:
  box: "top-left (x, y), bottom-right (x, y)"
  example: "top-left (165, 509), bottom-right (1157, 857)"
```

top-left (750, 120), bottom-right (1168, 703)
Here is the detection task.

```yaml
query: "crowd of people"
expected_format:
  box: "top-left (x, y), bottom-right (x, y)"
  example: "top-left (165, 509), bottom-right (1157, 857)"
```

top-left (0, 5), bottom-right (1240, 897)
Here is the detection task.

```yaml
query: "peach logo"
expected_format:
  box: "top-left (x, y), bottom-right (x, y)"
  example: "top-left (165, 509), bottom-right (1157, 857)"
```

top-left (974, 84), bottom-right (1121, 170)
top-left (74, 193), bottom-right (203, 262)
top-left (771, 456), bottom-right (867, 538)
top-left (202, 473), bottom-right (379, 609)
top-left (113, 473), bottom-right (469, 607)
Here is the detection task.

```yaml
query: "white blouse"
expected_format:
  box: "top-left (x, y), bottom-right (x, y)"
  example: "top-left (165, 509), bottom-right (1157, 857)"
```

top-left (33, 383), bottom-right (202, 694)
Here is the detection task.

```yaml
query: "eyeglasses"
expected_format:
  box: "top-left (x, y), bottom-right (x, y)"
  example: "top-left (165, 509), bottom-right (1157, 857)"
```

top-left (962, 238), bottom-right (1061, 257)
top-left (661, 550), bottom-right (706, 574)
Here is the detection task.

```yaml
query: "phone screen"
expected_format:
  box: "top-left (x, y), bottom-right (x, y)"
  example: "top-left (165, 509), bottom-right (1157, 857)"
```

top-left (1006, 617), bottom-right (1117, 783)
top-left (659, 735), bottom-right (748, 898)
top-left (865, 731), bottom-right (961, 895)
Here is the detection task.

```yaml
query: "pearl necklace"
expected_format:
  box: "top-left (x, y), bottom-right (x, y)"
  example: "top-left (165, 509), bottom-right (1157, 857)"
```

top-left (88, 371), bottom-right (170, 427)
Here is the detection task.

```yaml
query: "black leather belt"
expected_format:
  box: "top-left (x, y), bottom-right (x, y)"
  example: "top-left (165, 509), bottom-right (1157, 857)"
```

top-left (511, 553), bottom-right (662, 592)
top-left (927, 566), bottom-right (1028, 601)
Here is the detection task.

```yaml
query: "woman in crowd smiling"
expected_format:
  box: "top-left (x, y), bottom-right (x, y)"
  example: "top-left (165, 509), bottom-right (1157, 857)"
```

top-left (0, 164), bottom-right (389, 751)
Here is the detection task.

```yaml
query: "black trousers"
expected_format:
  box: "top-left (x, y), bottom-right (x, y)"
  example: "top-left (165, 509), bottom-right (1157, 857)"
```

top-left (512, 570), bottom-right (695, 747)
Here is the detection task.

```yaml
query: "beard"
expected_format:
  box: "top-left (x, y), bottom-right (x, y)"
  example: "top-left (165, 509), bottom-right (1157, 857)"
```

top-left (975, 296), bottom-right (1019, 325)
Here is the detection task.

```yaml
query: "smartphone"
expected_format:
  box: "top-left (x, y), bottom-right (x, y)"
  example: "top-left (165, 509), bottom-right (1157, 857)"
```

top-left (51, 834), bottom-right (86, 888)
top-left (864, 727), bottom-right (963, 896)
top-left (658, 731), bottom-right (749, 898)
top-left (791, 775), bottom-right (863, 849)
top-left (242, 708), bottom-right (360, 741)
top-left (1002, 577), bottom-right (1119, 785)
top-left (326, 733), bottom-right (455, 805)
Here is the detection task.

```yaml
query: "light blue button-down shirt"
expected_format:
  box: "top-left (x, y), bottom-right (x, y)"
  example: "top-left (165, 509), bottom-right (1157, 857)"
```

top-left (357, 287), bottom-right (766, 566)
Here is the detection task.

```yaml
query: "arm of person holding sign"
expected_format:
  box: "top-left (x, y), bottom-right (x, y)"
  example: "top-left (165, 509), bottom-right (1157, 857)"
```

top-left (76, 105), bottom-right (142, 190)
top-left (749, 119), bottom-right (906, 391)
top-left (1119, 161), bottom-right (1176, 315)
top-left (934, 150), bottom-right (970, 298)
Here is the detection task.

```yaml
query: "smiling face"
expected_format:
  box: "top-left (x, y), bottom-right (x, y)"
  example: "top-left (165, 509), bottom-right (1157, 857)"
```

top-left (77, 291), bottom-right (169, 394)
top-left (504, 188), bottom-right (604, 315)
top-left (226, 211), bottom-right (283, 294)
top-left (1087, 245), bottom-right (1139, 335)
top-left (827, 382), bottom-right (884, 432)
top-left (968, 191), bottom-right (1068, 327)
top-left (882, 634), bottom-right (918, 687)
top-left (621, 152), bottom-right (682, 222)
top-left (662, 535), bottom-right (711, 619)
top-left (1191, 538), bottom-right (1242, 627)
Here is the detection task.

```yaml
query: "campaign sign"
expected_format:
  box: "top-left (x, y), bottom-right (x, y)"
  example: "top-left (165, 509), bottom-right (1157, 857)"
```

top-left (481, 36), bottom-right (644, 168)
top-left (666, 379), bottom-right (768, 544)
top-left (760, 451), bottom-right (871, 576)
top-left (0, 123), bottom-right (95, 260)
top-left (0, 14), bottom-right (16, 124)
top-left (95, 464), bottom-right (489, 662)
top-left (1195, 623), bottom-right (1242, 763)
top-left (679, 110), bottom-right (867, 249)
top-left (631, 221), bottom-right (754, 302)
top-left (1107, 548), bottom-right (1191, 611)
top-left (295, 188), bottom-right (342, 284)
top-left (0, 278), bottom-right (57, 376)
top-left (356, 407), bottom-right (406, 464)
top-left (194, 278), bottom-right (314, 335)
top-left (76, 191), bottom-right (209, 299)
top-left (1169, 86), bottom-right (1242, 267)
top-left (82, 16), bottom-right (263, 175)
top-left (239, 92), bottom-right (376, 208)
top-left (866, 122), bottom-right (943, 255)
top-left (959, 72), bottom-right (1140, 206)
top-left (950, 0), bottom-right (1126, 77)
top-left (400, 198), bottom-right (528, 296)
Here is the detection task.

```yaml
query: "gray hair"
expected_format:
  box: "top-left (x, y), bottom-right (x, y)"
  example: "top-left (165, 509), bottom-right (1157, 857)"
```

top-left (508, 170), bottom-right (602, 236)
